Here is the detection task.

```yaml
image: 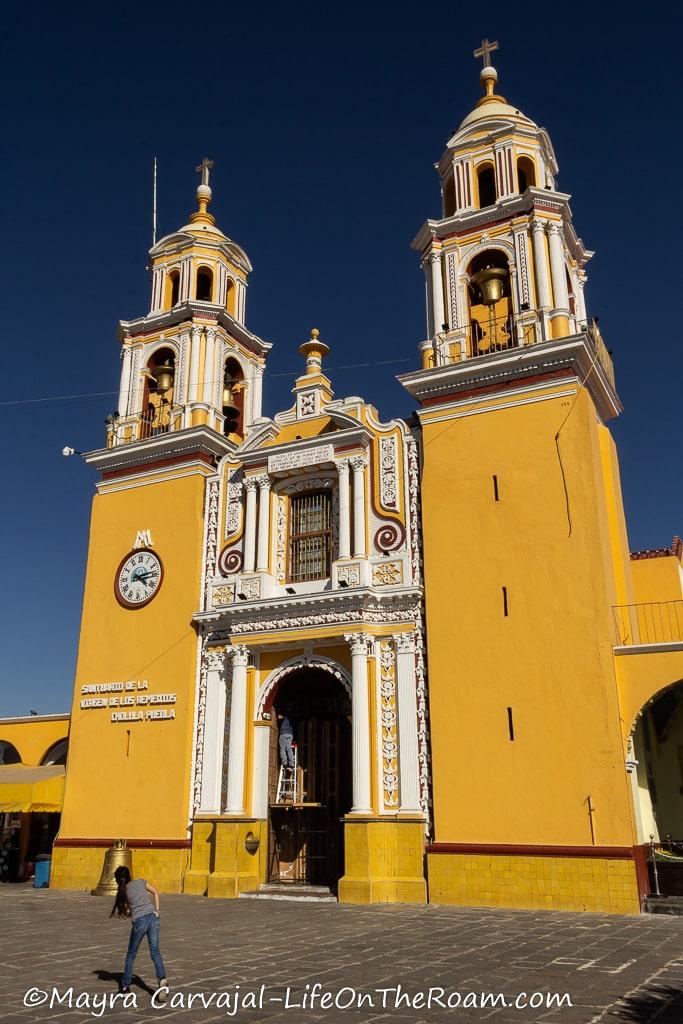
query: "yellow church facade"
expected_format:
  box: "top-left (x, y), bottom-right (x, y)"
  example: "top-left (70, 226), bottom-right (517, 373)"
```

top-left (19, 47), bottom-right (682, 913)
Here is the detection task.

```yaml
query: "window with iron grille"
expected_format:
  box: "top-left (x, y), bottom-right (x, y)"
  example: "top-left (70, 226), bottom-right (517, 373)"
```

top-left (289, 490), bottom-right (332, 582)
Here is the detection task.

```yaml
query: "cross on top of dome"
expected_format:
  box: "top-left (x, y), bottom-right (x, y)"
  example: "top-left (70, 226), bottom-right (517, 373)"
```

top-left (196, 157), bottom-right (214, 188)
top-left (473, 38), bottom-right (498, 69)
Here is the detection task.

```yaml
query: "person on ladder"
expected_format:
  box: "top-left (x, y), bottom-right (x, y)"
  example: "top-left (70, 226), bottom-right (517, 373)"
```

top-left (278, 712), bottom-right (295, 770)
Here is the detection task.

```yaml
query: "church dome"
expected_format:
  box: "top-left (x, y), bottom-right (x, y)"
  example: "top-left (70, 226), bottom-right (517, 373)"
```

top-left (458, 98), bottom-right (536, 131)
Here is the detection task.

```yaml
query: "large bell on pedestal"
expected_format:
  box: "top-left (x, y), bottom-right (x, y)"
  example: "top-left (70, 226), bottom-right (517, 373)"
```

top-left (470, 266), bottom-right (508, 306)
top-left (91, 839), bottom-right (132, 896)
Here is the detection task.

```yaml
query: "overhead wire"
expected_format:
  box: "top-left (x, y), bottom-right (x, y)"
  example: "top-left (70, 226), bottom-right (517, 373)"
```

top-left (0, 356), bottom-right (415, 409)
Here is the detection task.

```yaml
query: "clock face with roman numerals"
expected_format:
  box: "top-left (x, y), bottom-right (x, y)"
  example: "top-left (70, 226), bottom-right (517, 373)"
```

top-left (114, 548), bottom-right (163, 609)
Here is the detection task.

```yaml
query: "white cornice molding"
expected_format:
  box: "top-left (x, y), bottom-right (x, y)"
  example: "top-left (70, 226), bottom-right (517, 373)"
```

top-left (411, 189), bottom-right (572, 252)
top-left (238, 425), bottom-right (372, 469)
top-left (195, 586), bottom-right (423, 635)
top-left (118, 302), bottom-right (272, 358)
top-left (84, 426), bottom-right (237, 474)
top-left (398, 333), bottom-right (622, 422)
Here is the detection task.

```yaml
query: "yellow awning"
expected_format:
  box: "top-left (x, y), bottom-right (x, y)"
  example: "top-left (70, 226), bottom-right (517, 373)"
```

top-left (0, 765), bottom-right (65, 813)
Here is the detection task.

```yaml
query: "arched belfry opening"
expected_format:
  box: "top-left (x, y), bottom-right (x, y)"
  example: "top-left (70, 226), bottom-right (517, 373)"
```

top-left (225, 279), bottom-right (236, 316)
top-left (516, 155), bottom-right (536, 193)
top-left (222, 357), bottom-right (245, 438)
top-left (443, 173), bottom-right (456, 217)
top-left (196, 266), bottom-right (213, 301)
top-left (476, 162), bottom-right (496, 208)
top-left (165, 269), bottom-right (180, 309)
top-left (141, 347), bottom-right (176, 439)
top-left (266, 667), bottom-right (352, 890)
top-left (467, 250), bottom-right (514, 356)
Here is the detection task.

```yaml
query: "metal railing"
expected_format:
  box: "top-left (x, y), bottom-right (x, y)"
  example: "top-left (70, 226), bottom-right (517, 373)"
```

top-left (432, 315), bottom-right (615, 388)
top-left (581, 318), bottom-right (616, 390)
top-left (469, 312), bottom-right (517, 356)
top-left (106, 406), bottom-right (184, 448)
top-left (612, 601), bottom-right (683, 646)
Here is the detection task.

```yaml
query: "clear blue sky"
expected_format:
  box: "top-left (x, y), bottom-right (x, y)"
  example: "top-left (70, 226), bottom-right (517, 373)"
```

top-left (1, 2), bottom-right (680, 716)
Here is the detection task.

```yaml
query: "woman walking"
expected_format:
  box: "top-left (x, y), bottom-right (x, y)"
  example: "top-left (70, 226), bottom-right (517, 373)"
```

top-left (111, 865), bottom-right (168, 996)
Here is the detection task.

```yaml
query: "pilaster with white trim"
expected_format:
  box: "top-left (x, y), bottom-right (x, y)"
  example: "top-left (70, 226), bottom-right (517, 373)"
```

top-left (393, 633), bottom-right (422, 814)
top-left (198, 649), bottom-right (228, 814)
top-left (224, 645), bottom-right (249, 814)
top-left (345, 633), bottom-right (372, 814)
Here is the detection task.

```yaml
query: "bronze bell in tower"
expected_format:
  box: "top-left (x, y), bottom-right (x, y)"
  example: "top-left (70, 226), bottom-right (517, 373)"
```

top-left (151, 361), bottom-right (175, 393)
top-left (91, 839), bottom-right (132, 896)
top-left (470, 266), bottom-right (508, 306)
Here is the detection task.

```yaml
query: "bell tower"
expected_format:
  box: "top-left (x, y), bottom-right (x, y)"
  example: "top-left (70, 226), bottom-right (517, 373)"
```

top-left (416, 40), bottom-right (590, 371)
top-left (112, 160), bottom-right (271, 447)
top-left (399, 45), bottom-right (642, 914)
top-left (51, 164), bottom-right (273, 893)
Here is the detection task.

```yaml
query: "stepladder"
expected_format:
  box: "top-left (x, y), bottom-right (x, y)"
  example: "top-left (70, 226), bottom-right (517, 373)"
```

top-left (276, 746), bottom-right (301, 803)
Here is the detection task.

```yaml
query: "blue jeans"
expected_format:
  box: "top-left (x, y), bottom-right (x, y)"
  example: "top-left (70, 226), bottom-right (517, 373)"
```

top-left (279, 733), bottom-right (295, 767)
top-left (122, 913), bottom-right (166, 987)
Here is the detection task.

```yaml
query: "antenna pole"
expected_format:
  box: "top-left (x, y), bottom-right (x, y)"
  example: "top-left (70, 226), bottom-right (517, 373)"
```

top-left (152, 157), bottom-right (158, 246)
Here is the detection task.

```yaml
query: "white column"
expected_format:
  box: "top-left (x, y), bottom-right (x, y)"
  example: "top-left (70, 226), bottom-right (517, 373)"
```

top-left (250, 364), bottom-right (264, 424)
top-left (393, 633), bottom-right (421, 813)
top-left (430, 250), bottom-right (445, 335)
top-left (337, 458), bottom-right (351, 559)
top-left (576, 271), bottom-right (588, 324)
top-left (351, 456), bottom-right (367, 558)
top-left (117, 346), bottom-right (132, 418)
top-left (243, 478), bottom-right (258, 572)
top-left (225, 645), bottom-right (249, 814)
top-left (188, 326), bottom-right (201, 403)
top-left (180, 257), bottom-right (192, 301)
top-left (531, 219), bottom-right (552, 312)
top-left (256, 475), bottom-right (271, 572)
top-left (198, 649), bottom-right (228, 813)
top-left (151, 268), bottom-right (163, 312)
top-left (202, 327), bottom-right (216, 406)
top-left (176, 330), bottom-right (191, 406)
top-left (424, 264), bottom-right (434, 339)
top-left (548, 223), bottom-right (570, 314)
top-left (345, 633), bottom-right (372, 814)
top-left (251, 723), bottom-right (271, 819)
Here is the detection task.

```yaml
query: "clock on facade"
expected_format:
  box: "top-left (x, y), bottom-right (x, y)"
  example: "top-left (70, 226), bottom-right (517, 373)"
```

top-left (114, 549), bottom-right (163, 609)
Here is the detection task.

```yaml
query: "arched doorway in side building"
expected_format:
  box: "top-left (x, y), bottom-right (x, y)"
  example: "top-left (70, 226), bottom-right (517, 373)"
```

top-left (265, 667), bottom-right (352, 890)
top-left (630, 679), bottom-right (683, 895)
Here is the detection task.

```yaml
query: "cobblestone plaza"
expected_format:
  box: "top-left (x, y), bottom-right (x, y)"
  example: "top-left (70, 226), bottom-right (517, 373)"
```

top-left (1, 889), bottom-right (681, 1023)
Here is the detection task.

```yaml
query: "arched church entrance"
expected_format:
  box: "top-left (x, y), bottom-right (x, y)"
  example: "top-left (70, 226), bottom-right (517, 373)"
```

top-left (631, 679), bottom-right (683, 896)
top-left (266, 668), bottom-right (352, 890)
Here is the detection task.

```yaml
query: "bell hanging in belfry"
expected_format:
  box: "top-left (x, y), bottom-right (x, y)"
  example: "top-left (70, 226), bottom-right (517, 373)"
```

top-left (470, 266), bottom-right (508, 306)
top-left (152, 360), bottom-right (175, 393)
top-left (222, 376), bottom-right (239, 412)
top-left (91, 839), bottom-right (132, 896)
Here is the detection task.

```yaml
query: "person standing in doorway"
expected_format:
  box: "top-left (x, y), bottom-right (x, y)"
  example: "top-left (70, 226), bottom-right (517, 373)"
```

top-left (110, 865), bottom-right (168, 998)
top-left (278, 712), bottom-right (295, 768)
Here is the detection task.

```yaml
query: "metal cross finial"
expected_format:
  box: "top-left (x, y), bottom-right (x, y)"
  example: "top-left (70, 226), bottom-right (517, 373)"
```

top-left (196, 157), bottom-right (215, 187)
top-left (473, 38), bottom-right (499, 68)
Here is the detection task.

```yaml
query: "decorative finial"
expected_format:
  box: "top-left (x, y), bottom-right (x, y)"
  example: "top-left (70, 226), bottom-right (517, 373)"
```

top-left (190, 157), bottom-right (216, 225)
top-left (473, 39), bottom-right (504, 105)
top-left (299, 328), bottom-right (330, 375)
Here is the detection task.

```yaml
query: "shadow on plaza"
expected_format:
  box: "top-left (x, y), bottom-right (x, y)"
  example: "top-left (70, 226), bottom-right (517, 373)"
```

top-left (607, 983), bottom-right (683, 1022)
top-left (93, 970), bottom-right (155, 996)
